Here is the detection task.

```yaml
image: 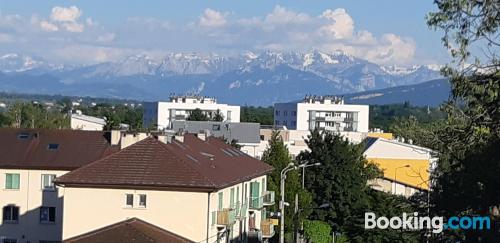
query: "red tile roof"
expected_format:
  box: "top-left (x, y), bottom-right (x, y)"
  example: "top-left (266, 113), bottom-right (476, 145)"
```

top-left (64, 218), bottom-right (194, 243)
top-left (0, 128), bottom-right (118, 170)
top-left (56, 134), bottom-right (273, 191)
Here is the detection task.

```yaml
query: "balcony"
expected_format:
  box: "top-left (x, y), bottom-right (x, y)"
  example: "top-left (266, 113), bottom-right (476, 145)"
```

top-left (249, 196), bottom-right (263, 209)
top-left (261, 219), bottom-right (276, 238)
top-left (263, 191), bottom-right (275, 206)
top-left (216, 208), bottom-right (236, 225)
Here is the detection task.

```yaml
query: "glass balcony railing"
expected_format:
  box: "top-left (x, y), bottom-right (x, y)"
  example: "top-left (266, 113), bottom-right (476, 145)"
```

top-left (263, 191), bottom-right (275, 205)
top-left (249, 196), bottom-right (263, 209)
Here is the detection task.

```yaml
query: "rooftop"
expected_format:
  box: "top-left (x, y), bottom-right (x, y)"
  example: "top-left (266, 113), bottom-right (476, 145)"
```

top-left (56, 134), bottom-right (273, 191)
top-left (64, 218), bottom-right (194, 243)
top-left (0, 128), bottom-right (118, 170)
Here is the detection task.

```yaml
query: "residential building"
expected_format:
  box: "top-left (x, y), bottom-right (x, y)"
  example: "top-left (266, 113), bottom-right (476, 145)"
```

top-left (55, 134), bottom-right (276, 242)
top-left (0, 129), bottom-right (119, 243)
top-left (143, 95), bottom-right (240, 130)
top-left (273, 95), bottom-right (369, 132)
top-left (70, 111), bottom-right (129, 131)
top-left (363, 137), bottom-right (437, 197)
top-left (241, 128), bottom-right (375, 159)
top-left (171, 120), bottom-right (260, 144)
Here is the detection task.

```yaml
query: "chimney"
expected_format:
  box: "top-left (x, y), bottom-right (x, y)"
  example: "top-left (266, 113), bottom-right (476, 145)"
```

top-left (110, 130), bottom-right (122, 146)
top-left (197, 132), bottom-right (206, 141)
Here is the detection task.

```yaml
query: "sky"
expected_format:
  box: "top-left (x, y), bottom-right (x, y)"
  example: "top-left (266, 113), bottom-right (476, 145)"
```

top-left (0, 0), bottom-right (450, 66)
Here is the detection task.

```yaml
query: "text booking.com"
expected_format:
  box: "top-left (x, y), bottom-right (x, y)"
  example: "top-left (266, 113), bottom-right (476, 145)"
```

top-left (365, 212), bottom-right (491, 233)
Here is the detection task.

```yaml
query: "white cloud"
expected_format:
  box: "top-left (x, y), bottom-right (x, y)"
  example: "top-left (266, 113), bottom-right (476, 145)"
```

top-left (0, 33), bottom-right (13, 43)
top-left (199, 8), bottom-right (227, 28)
top-left (62, 22), bottom-right (84, 32)
top-left (97, 33), bottom-right (116, 43)
top-left (264, 5), bottom-right (311, 26)
top-left (319, 8), bottom-right (354, 39)
top-left (50, 6), bottom-right (82, 22)
top-left (40, 20), bottom-right (59, 32)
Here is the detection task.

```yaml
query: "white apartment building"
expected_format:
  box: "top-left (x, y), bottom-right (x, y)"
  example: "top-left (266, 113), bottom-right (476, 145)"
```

top-left (56, 134), bottom-right (275, 243)
top-left (143, 95), bottom-right (240, 130)
top-left (274, 95), bottom-right (369, 132)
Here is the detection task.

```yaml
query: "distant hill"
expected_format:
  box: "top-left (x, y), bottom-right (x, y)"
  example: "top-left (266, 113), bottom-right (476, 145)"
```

top-left (343, 79), bottom-right (450, 107)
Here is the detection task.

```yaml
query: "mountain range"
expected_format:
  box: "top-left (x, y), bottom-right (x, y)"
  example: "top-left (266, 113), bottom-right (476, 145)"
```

top-left (0, 51), bottom-right (444, 105)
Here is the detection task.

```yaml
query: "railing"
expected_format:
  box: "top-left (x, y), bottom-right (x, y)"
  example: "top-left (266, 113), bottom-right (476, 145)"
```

top-left (216, 208), bottom-right (236, 225)
top-left (263, 191), bottom-right (275, 206)
top-left (261, 219), bottom-right (275, 238)
top-left (250, 196), bottom-right (263, 209)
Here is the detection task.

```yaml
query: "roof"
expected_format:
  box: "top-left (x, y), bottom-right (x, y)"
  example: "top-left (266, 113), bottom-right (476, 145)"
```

top-left (64, 218), bottom-right (194, 243)
top-left (0, 129), bottom-right (118, 170)
top-left (363, 137), bottom-right (434, 154)
top-left (56, 134), bottom-right (273, 191)
top-left (71, 113), bottom-right (106, 125)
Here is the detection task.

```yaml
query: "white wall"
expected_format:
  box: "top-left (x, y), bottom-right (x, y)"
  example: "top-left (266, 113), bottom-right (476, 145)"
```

top-left (70, 117), bottom-right (104, 131)
top-left (143, 101), bottom-right (240, 130)
top-left (364, 139), bottom-right (432, 160)
top-left (0, 169), bottom-right (69, 242)
top-left (61, 175), bottom-right (269, 242)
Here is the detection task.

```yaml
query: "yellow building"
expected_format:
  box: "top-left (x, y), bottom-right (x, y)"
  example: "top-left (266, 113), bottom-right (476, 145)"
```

top-left (363, 137), bottom-right (436, 197)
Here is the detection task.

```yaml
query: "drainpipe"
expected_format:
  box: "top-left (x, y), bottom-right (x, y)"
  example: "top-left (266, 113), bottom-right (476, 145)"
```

top-left (206, 192), bottom-right (211, 243)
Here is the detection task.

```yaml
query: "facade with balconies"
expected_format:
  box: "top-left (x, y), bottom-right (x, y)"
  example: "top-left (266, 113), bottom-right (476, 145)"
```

top-left (143, 95), bottom-right (240, 130)
top-left (274, 95), bottom-right (369, 132)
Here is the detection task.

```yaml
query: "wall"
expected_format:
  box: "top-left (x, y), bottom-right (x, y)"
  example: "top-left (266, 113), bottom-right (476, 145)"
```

top-left (70, 117), bottom-right (104, 131)
top-left (296, 103), bottom-right (369, 132)
top-left (61, 175), bottom-right (269, 242)
top-left (0, 169), bottom-right (69, 242)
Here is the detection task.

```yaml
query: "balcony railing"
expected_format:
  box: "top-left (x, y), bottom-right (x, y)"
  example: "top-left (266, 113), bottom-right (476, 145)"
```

top-left (263, 191), bottom-right (275, 206)
top-left (249, 196), bottom-right (263, 209)
top-left (261, 219), bottom-right (276, 238)
top-left (216, 208), bottom-right (236, 225)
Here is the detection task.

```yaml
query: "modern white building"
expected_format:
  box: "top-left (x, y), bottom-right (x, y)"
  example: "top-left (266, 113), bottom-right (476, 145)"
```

top-left (274, 95), bottom-right (369, 132)
top-left (70, 111), bottom-right (129, 131)
top-left (143, 95), bottom-right (241, 130)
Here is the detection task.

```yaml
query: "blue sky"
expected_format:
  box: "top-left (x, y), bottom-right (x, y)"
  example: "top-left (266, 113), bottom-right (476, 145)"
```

top-left (0, 0), bottom-right (450, 65)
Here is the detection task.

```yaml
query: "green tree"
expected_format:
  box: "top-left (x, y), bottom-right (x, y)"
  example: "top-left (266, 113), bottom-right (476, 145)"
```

top-left (298, 130), bottom-right (419, 242)
top-left (303, 220), bottom-right (332, 243)
top-left (427, 1), bottom-right (500, 241)
top-left (187, 108), bottom-right (209, 121)
top-left (213, 109), bottom-right (224, 122)
top-left (261, 131), bottom-right (312, 240)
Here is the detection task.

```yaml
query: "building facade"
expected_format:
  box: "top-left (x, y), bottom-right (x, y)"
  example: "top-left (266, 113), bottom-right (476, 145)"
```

top-left (0, 129), bottom-right (119, 243)
top-left (364, 137), bottom-right (437, 197)
top-left (274, 95), bottom-right (369, 132)
top-left (143, 95), bottom-right (240, 130)
top-left (56, 134), bottom-right (275, 243)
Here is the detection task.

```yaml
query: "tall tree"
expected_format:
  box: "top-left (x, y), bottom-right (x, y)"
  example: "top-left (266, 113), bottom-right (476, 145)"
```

top-left (187, 108), bottom-right (209, 121)
top-left (261, 131), bottom-right (312, 241)
top-left (298, 130), bottom-right (419, 242)
top-left (428, 0), bottom-right (500, 241)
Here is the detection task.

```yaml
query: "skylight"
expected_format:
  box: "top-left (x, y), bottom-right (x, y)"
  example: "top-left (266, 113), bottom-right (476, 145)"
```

top-left (17, 133), bottom-right (30, 139)
top-left (47, 143), bottom-right (59, 150)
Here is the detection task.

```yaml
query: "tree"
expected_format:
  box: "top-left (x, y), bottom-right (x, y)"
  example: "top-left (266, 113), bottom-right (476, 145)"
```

top-left (213, 109), bottom-right (224, 122)
top-left (187, 108), bottom-right (209, 121)
top-left (303, 220), bottom-right (332, 243)
top-left (261, 131), bottom-right (312, 241)
top-left (298, 130), bottom-right (420, 242)
top-left (427, 1), bottom-right (500, 241)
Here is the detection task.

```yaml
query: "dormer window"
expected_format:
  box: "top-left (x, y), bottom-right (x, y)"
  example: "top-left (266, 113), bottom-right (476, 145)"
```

top-left (47, 144), bottom-right (59, 150)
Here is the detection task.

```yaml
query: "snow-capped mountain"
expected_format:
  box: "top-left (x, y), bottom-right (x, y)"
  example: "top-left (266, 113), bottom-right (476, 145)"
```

top-left (0, 50), bottom-right (444, 105)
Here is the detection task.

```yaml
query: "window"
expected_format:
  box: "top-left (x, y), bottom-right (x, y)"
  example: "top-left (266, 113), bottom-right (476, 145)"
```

top-left (218, 192), bottom-right (223, 210)
top-left (275, 110), bottom-right (280, 116)
top-left (126, 194), bottom-right (134, 207)
top-left (212, 124), bottom-right (221, 131)
top-left (139, 194), bottom-right (147, 208)
top-left (292, 121), bottom-right (296, 126)
top-left (41, 174), bottom-right (56, 190)
top-left (3, 239), bottom-right (17, 243)
top-left (3, 206), bottom-right (19, 223)
top-left (292, 111), bottom-right (297, 116)
top-left (47, 144), bottom-right (59, 150)
top-left (39, 207), bottom-right (56, 223)
top-left (5, 173), bottom-right (20, 189)
top-left (275, 120), bottom-right (279, 125)
top-left (284, 111), bottom-right (288, 116)
top-left (260, 135), bottom-right (265, 141)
